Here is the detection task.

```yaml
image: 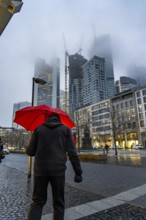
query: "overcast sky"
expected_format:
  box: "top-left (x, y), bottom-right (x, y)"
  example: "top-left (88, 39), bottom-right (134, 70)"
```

top-left (0, 0), bottom-right (146, 127)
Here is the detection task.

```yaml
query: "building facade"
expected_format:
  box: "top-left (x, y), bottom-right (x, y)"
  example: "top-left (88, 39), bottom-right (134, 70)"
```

top-left (68, 53), bottom-right (87, 119)
top-left (35, 58), bottom-right (60, 108)
top-left (82, 56), bottom-right (106, 106)
top-left (135, 87), bottom-right (146, 147)
top-left (75, 86), bottom-right (146, 150)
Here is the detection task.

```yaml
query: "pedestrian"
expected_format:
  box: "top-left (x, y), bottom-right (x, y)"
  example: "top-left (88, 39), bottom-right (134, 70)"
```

top-left (104, 143), bottom-right (109, 154)
top-left (26, 113), bottom-right (83, 220)
top-left (0, 137), bottom-right (4, 163)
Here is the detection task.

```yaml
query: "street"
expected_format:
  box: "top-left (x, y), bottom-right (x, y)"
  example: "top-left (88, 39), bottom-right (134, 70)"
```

top-left (1, 152), bottom-right (146, 219)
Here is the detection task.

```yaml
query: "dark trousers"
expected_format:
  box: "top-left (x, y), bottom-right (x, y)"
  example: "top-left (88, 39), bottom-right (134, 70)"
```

top-left (28, 175), bottom-right (65, 220)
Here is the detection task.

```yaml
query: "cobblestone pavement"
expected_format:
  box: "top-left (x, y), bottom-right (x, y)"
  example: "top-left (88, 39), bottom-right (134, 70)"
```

top-left (78, 204), bottom-right (146, 220)
top-left (0, 164), bottom-right (103, 220)
top-left (1, 153), bottom-right (146, 219)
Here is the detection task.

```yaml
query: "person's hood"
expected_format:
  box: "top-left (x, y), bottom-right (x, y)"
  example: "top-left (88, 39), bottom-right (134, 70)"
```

top-left (43, 115), bottom-right (63, 128)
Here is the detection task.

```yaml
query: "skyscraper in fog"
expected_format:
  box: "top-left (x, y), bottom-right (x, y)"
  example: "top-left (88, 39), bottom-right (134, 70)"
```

top-left (35, 58), bottom-right (60, 108)
top-left (127, 65), bottom-right (146, 86)
top-left (89, 35), bottom-right (115, 98)
top-left (68, 53), bottom-right (87, 118)
top-left (82, 56), bottom-right (106, 106)
top-left (115, 76), bottom-right (138, 94)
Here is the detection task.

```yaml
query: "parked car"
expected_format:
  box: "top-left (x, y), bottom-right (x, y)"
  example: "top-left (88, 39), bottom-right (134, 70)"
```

top-left (2, 148), bottom-right (10, 155)
top-left (132, 144), bottom-right (144, 149)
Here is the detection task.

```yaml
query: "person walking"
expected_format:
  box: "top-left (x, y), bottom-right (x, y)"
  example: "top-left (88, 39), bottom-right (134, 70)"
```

top-left (0, 137), bottom-right (4, 163)
top-left (26, 113), bottom-right (82, 220)
top-left (104, 143), bottom-right (109, 154)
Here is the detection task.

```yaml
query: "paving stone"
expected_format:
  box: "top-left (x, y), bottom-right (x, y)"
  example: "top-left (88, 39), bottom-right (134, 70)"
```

top-left (0, 164), bottom-right (103, 220)
top-left (78, 204), bottom-right (146, 220)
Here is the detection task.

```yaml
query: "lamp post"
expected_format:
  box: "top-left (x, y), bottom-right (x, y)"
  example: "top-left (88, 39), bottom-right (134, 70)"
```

top-left (28, 77), bottom-right (46, 178)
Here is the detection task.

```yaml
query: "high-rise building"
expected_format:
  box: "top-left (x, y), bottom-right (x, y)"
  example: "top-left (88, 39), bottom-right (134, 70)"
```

top-left (68, 53), bottom-right (87, 118)
top-left (89, 35), bottom-right (115, 97)
top-left (34, 58), bottom-right (60, 108)
top-left (115, 76), bottom-right (138, 94)
top-left (82, 56), bottom-right (106, 106)
top-left (127, 65), bottom-right (146, 86)
top-left (12, 101), bottom-right (31, 128)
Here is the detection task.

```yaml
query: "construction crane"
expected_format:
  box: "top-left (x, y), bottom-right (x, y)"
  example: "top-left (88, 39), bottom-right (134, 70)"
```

top-left (63, 34), bottom-right (69, 113)
top-left (78, 32), bottom-right (84, 55)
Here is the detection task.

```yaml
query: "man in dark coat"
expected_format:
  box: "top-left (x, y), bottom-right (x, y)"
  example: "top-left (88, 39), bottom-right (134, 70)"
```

top-left (26, 114), bottom-right (82, 220)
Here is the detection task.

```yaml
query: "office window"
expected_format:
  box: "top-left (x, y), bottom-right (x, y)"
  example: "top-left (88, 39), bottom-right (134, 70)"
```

top-left (143, 97), bottom-right (146, 103)
top-left (125, 102), bottom-right (129, 107)
top-left (140, 120), bottom-right (144, 127)
top-left (137, 98), bottom-right (142, 104)
top-left (136, 91), bottom-right (140, 97)
top-left (142, 89), bottom-right (146, 96)
top-left (130, 100), bottom-right (134, 106)
top-left (138, 105), bottom-right (142, 112)
top-left (139, 113), bottom-right (144, 119)
top-left (121, 103), bottom-right (124, 108)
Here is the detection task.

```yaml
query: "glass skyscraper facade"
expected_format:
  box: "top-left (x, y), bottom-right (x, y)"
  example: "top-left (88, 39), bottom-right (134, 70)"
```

top-left (68, 53), bottom-right (87, 119)
top-left (89, 35), bottom-right (115, 98)
top-left (82, 56), bottom-right (106, 106)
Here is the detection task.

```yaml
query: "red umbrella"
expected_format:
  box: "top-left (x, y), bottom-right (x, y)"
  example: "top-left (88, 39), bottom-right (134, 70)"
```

top-left (14, 105), bottom-right (76, 131)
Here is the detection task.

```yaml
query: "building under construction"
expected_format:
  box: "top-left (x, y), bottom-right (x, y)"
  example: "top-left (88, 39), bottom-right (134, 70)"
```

top-left (68, 53), bottom-right (87, 119)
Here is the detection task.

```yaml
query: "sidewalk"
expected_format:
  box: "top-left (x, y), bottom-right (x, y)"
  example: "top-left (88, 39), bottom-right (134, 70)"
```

top-left (1, 153), bottom-right (146, 219)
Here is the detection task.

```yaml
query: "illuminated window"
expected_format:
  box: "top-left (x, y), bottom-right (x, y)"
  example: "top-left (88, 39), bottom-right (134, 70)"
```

top-left (140, 120), bottom-right (144, 127)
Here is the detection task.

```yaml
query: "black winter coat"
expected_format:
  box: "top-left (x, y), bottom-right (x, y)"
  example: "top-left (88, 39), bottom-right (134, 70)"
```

top-left (26, 116), bottom-right (82, 176)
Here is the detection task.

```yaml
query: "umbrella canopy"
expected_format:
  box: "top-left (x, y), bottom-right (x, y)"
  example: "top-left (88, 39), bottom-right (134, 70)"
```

top-left (14, 105), bottom-right (76, 131)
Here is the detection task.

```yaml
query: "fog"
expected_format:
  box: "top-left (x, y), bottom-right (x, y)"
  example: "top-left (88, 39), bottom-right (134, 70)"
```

top-left (0, 0), bottom-right (146, 126)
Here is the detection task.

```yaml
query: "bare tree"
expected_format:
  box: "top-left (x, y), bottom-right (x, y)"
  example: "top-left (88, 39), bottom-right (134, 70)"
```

top-left (3, 129), bottom-right (30, 151)
top-left (108, 105), bottom-right (137, 155)
top-left (74, 109), bottom-right (91, 152)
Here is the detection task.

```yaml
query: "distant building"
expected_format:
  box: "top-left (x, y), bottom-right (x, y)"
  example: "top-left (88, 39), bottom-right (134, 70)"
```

top-left (127, 65), bottom-right (146, 86)
top-left (89, 35), bottom-right (115, 98)
top-left (82, 56), bottom-right (106, 106)
top-left (115, 76), bottom-right (138, 94)
top-left (35, 58), bottom-right (60, 108)
top-left (68, 53), bottom-right (87, 119)
top-left (12, 101), bottom-right (31, 128)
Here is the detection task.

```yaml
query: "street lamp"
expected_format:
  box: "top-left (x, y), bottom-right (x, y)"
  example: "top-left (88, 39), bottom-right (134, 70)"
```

top-left (28, 77), bottom-right (47, 178)
top-left (0, 0), bottom-right (23, 36)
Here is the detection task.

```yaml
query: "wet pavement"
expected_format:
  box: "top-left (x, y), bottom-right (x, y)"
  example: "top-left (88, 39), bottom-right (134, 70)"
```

top-left (1, 151), bottom-right (146, 219)
top-left (78, 204), bottom-right (146, 220)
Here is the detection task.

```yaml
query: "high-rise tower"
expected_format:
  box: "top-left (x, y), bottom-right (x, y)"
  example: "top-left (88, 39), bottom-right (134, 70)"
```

top-left (82, 56), bottom-right (106, 106)
top-left (68, 53), bottom-right (87, 119)
top-left (34, 58), bottom-right (60, 108)
top-left (89, 35), bottom-right (115, 98)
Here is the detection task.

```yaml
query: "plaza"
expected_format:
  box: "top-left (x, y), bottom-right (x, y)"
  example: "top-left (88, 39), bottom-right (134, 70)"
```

top-left (1, 150), bottom-right (146, 219)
